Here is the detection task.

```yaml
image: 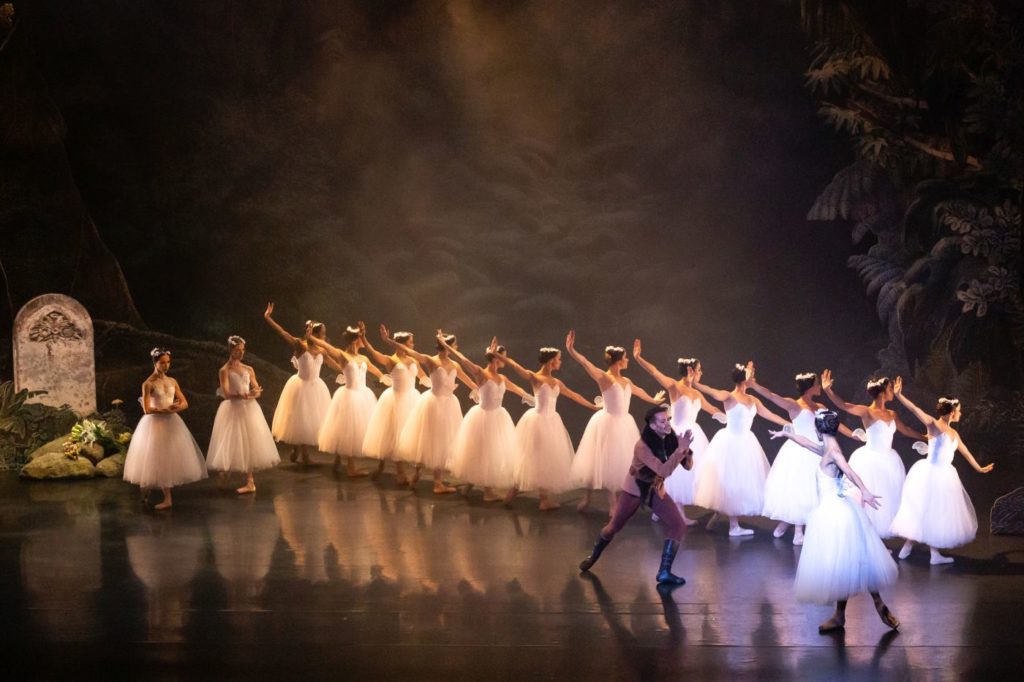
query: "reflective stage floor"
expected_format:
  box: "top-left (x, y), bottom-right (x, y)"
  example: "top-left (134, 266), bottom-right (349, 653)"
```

top-left (2, 462), bottom-right (1023, 681)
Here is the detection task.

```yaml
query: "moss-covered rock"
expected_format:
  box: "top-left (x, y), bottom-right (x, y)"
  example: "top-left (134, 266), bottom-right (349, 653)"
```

top-left (20, 452), bottom-right (96, 480)
top-left (26, 435), bottom-right (71, 461)
top-left (95, 453), bottom-right (126, 478)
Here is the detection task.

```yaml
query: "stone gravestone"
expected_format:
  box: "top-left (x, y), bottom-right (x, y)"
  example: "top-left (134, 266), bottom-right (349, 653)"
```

top-left (13, 294), bottom-right (96, 416)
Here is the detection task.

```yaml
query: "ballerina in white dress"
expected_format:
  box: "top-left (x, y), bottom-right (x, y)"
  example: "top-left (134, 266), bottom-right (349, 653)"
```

top-left (632, 340), bottom-right (724, 525)
top-left (263, 303), bottom-right (336, 465)
top-left (500, 347), bottom-right (598, 510)
top-left (360, 327), bottom-right (425, 485)
top-left (769, 409), bottom-right (900, 634)
top-left (443, 336), bottom-right (533, 502)
top-left (564, 330), bottom-right (665, 512)
top-left (387, 326), bottom-right (478, 494)
top-left (123, 348), bottom-right (208, 510)
top-left (750, 365), bottom-right (864, 545)
top-left (890, 378), bottom-right (994, 564)
top-left (309, 321), bottom-right (384, 477)
top-left (821, 371), bottom-right (925, 538)
top-left (693, 362), bottom-right (790, 535)
top-left (206, 336), bottom-right (280, 494)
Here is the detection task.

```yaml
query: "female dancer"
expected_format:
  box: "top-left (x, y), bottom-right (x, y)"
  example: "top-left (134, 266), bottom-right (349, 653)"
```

top-left (890, 378), bottom-right (994, 564)
top-left (769, 409), bottom-right (900, 634)
top-left (360, 326), bottom-right (423, 485)
top-left (388, 326), bottom-right (478, 494)
top-left (821, 370), bottom-right (924, 538)
top-left (309, 322), bottom-right (383, 476)
top-left (501, 346), bottom-right (598, 510)
top-left (632, 340), bottom-right (723, 525)
top-left (565, 330), bottom-right (665, 512)
top-left (206, 336), bottom-right (281, 494)
top-left (442, 336), bottom-right (532, 502)
top-left (264, 303), bottom-right (334, 465)
top-left (694, 362), bottom-right (790, 536)
top-left (123, 348), bottom-right (208, 509)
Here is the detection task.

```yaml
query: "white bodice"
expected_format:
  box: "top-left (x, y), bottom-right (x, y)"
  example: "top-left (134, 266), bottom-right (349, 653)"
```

top-left (293, 351), bottom-right (324, 381)
top-left (866, 419), bottom-right (896, 451)
top-left (391, 360), bottom-right (416, 393)
top-left (534, 382), bottom-right (559, 415)
top-left (226, 370), bottom-right (250, 396)
top-left (816, 465), bottom-right (847, 499)
top-left (725, 401), bottom-right (756, 434)
top-left (478, 379), bottom-right (506, 410)
top-left (792, 409), bottom-right (820, 440)
top-left (148, 378), bottom-right (176, 410)
top-left (927, 431), bottom-right (959, 466)
top-left (670, 395), bottom-right (700, 426)
top-left (429, 366), bottom-right (457, 396)
top-left (343, 361), bottom-right (367, 390)
top-left (601, 381), bottom-right (631, 416)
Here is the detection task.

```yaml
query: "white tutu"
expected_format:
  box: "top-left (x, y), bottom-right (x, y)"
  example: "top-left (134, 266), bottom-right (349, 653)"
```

top-left (889, 432), bottom-right (977, 549)
top-left (395, 366), bottom-right (463, 470)
top-left (694, 402), bottom-right (770, 516)
top-left (571, 382), bottom-right (640, 492)
top-left (271, 352), bottom-right (331, 446)
top-left (762, 409), bottom-right (821, 525)
top-left (362, 361), bottom-right (420, 460)
top-left (795, 469), bottom-right (899, 603)
top-left (513, 383), bottom-right (575, 493)
top-left (663, 396), bottom-right (710, 505)
top-left (123, 379), bottom-right (207, 488)
top-left (206, 371), bottom-right (280, 473)
top-left (449, 380), bottom-right (517, 488)
top-left (848, 420), bottom-right (906, 538)
top-left (318, 362), bottom-right (377, 456)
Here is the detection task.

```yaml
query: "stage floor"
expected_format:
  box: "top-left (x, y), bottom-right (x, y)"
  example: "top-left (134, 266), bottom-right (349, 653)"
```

top-left (2, 461), bottom-right (1022, 680)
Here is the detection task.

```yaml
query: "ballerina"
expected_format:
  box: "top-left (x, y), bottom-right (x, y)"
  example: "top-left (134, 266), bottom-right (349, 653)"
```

top-left (889, 378), bottom-right (994, 564)
top-left (565, 330), bottom-right (665, 512)
top-left (632, 340), bottom-right (723, 525)
top-left (769, 409), bottom-right (900, 634)
top-left (263, 303), bottom-right (334, 465)
top-left (123, 348), bottom-right (208, 510)
top-left (821, 370), bottom-right (924, 538)
top-left (387, 326), bottom-right (478, 494)
top-left (309, 321), bottom-right (383, 477)
top-left (501, 346), bottom-right (598, 511)
top-left (206, 336), bottom-right (281, 494)
top-left (360, 326), bottom-right (424, 485)
top-left (693, 362), bottom-right (790, 536)
top-left (442, 336), bottom-right (533, 502)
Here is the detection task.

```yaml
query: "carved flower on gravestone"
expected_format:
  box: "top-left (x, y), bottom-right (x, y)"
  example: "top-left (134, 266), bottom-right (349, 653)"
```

top-left (28, 310), bottom-right (84, 349)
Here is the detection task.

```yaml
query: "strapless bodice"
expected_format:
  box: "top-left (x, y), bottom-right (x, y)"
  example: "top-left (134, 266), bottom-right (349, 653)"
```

top-left (479, 379), bottom-right (506, 410)
top-left (293, 352), bottom-right (323, 381)
top-left (534, 382), bottom-right (559, 415)
top-left (429, 366), bottom-right (457, 396)
top-left (866, 419), bottom-right (896, 450)
top-left (601, 382), bottom-right (631, 416)
top-left (725, 401), bottom-right (756, 434)
top-left (927, 431), bottom-right (959, 466)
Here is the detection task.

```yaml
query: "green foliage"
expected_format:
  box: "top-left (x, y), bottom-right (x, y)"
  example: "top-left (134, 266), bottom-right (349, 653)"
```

top-left (0, 381), bottom-right (78, 468)
top-left (0, 380), bottom-right (46, 440)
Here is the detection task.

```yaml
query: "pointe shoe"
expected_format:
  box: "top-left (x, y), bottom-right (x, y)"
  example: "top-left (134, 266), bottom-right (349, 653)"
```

top-left (897, 543), bottom-right (913, 560)
top-left (929, 552), bottom-right (954, 565)
top-left (236, 484), bottom-right (256, 495)
top-left (154, 500), bottom-right (173, 511)
top-left (875, 603), bottom-right (900, 630)
top-left (728, 526), bottom-right (754, 537)
top-left (818, 616), bottom-right (845, 634)
top-left (773, 522), bottom-right (788, 539)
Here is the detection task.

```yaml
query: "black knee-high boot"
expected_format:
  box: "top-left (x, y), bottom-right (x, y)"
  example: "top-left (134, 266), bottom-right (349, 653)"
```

top-left (656, 539), bottom-right (686, 585)
top-left (579, 535), bottom-right (611, 572)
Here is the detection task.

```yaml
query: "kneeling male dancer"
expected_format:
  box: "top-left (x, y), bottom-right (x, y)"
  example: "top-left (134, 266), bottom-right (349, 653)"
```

top-left (579, 404), bottom-right (694, 585)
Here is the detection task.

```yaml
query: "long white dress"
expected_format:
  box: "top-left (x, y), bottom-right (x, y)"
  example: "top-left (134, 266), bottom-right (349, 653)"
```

top-left (271, 352), bottom-right (331, 446)
top-left (693, 402), bottom-right (770, 516)
top-left (795, 465), bottom-right (899, 604)
top-left (889, 432), bottom-right (977, 549)
top-left (570, 381), bottom-right (640, 493)
top-left (206, 370), bottom-right (281, 473)
top-left (362, 360), bottom-right (421, 461)
top-left (317, 361), bottom-right (377, 457)
top-left (395, 365), bottom-right (463, 470)
top-left (762, 409), bottom-right (822, 525)
top-left (449, 379), bottom-right (518, 488)
top-left (848, 419), bottom-right (906, 538)
top-left (513, 383), bottom-right (575, 493)
top-left (123, 378), bottom-right (208, 488)
top-left (663, 395), bottom-right (711, 505)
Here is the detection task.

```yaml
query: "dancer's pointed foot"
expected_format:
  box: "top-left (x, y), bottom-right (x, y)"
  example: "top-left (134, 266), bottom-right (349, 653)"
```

top-left (681, 511), bottom-right (699, 527)
top-left (154, 500), bottom-right (173, 511)
top-left (875, 602), bottom-right (900, 630)
top-left (433, 482), bottom-right (457, 494)
top-left (818, 615), bottom-right (845, 634)
top-left (897, 541), bottom-right (913, 560)
top-left (483, 488), bottom-right (502, 502)
top-left (705, 513), bottom-right (719, 531)
top-left (929, 550), bottom-right (954, 565)
top-left (773, 522), bottom-right (789, 539)
top-left (346, 459), bottom-right (368, 478)
top-left (728, 526), bottom-right (754, 537)
top-left (236, 484), bottom-right (256, 495)
top-left (409, 468), bottom-right (422, 488)
top-left (793, 527), bottom-right (805, 546)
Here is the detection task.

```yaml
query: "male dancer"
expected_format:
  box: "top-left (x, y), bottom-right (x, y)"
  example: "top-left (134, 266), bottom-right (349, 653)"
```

top-left (578, 404), bottom-right (694, 585)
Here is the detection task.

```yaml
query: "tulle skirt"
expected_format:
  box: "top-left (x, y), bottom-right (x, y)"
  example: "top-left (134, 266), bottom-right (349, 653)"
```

top-left (206, 399), bottom-right (281, 472)
top-left (570, 410), bottom-right (640, 492)
top-left (395, 392), bottom-right (463, 469)
top-left (318, 385), bottom-right (377, 456)
top-left (889, 460), bottom-right (977, 549)
top-left (513, 409), bottom-right (575, 493)
top-left (271, 375), bottom-right (331, 446)
top-left (694, 429), bottom-right (770, 516)
top-left (663, 422), bottom-right (709, 505)
top-left (449, 406), bottom-right (517, 488)
top-left (848, 445), bottom-right (906, 538)
top-left (795, 485), bottom-right (899, 603)
top-left (123, 413), bottom-right (208, 488)
top-left (362, 387), bottom-right (420, 460)
top-left (762, 439), bottom-right (822, 525)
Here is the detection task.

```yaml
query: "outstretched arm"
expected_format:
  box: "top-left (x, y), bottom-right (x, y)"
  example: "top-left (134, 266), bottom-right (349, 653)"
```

top-left (826, 442), bottom-right (880, 509)
top-left (263, 302), bottom-right (303, 352)
top-left (565, 330), bottom-right (608, 384)
top-left (502, 375), bottom-right (532, 402)
top-left (453, 363), bottom-right (479, 392)
top-left (754, 397), bottom-right (790, 427)
top-left (747, 362), bottom-right (800, 414)
top-left (630, 380), bottom-right (666, 405)
top-left (437, 331), bottom-right (486, 384)
top-left (556, 380), bottom-right (599, 410)
top-left (768, 428), bottom-right (824, 456)
top-left (957, 440), bottom-right (994, 474)
top-left (837, 423), bottom-right (865, 442)
top-left (697, 395), bottom-right (723, 417)
top-left (893, 413), bottom-right (927, 441)
top-left (893, 377), bottom-right (937, 432)
top-left (694, 379), bottom-right (731, 403)
top-left (632, 339), bottom-right (677, 393)
top-left (379, 324), bottom-right (436, 368)
top-left (820, 369), bottom-right (869, 417)
top-left (359, 322), bottom-right (397, 369)
top-left (307, 334), bottom-right (351, 365)
top-left (499, 352), bottom-right (539, 386)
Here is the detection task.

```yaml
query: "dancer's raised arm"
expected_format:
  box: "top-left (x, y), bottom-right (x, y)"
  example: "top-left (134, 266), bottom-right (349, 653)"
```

top-left (557, 380), bottom-right (599, 410)
top-left (307, 334), bottom-right (353, 366)
top-left (263, 302), bottom-right (303, 352)
top-left (892, 377), bottom-right (938, 432)
top-left (769, 428), bottom-right (824, 455)
top-left (564, 330), bottom-right (607, 384)
top-left (496, 347), bottom-right (537, 386)
top-left (748, 362), bottom-right (801, 415)
top-left (380, 324), bottom-right (437, 368)
top-left (358, 321), bottom-right (398, 369)
top-left (752, 396), bottom-right (790, 427)
top-left (437, 331), bottom-right (486, 384)
top-left (630, 381), bottom-right (666, 406)
top-left (632, 339), bottom-right (678, 394)
top-left (821, 369), bottom-right (868, 417)
top-left (694, 375), bottom-right (731, 403)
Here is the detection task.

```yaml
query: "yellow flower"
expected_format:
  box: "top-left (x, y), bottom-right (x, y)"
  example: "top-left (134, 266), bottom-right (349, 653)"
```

top-left (117, 431), bottom-right (132, 444)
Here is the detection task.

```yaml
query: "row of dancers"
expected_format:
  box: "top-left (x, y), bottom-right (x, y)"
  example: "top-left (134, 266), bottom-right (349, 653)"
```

top-left (121, 308), bottom-right (994, 571)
